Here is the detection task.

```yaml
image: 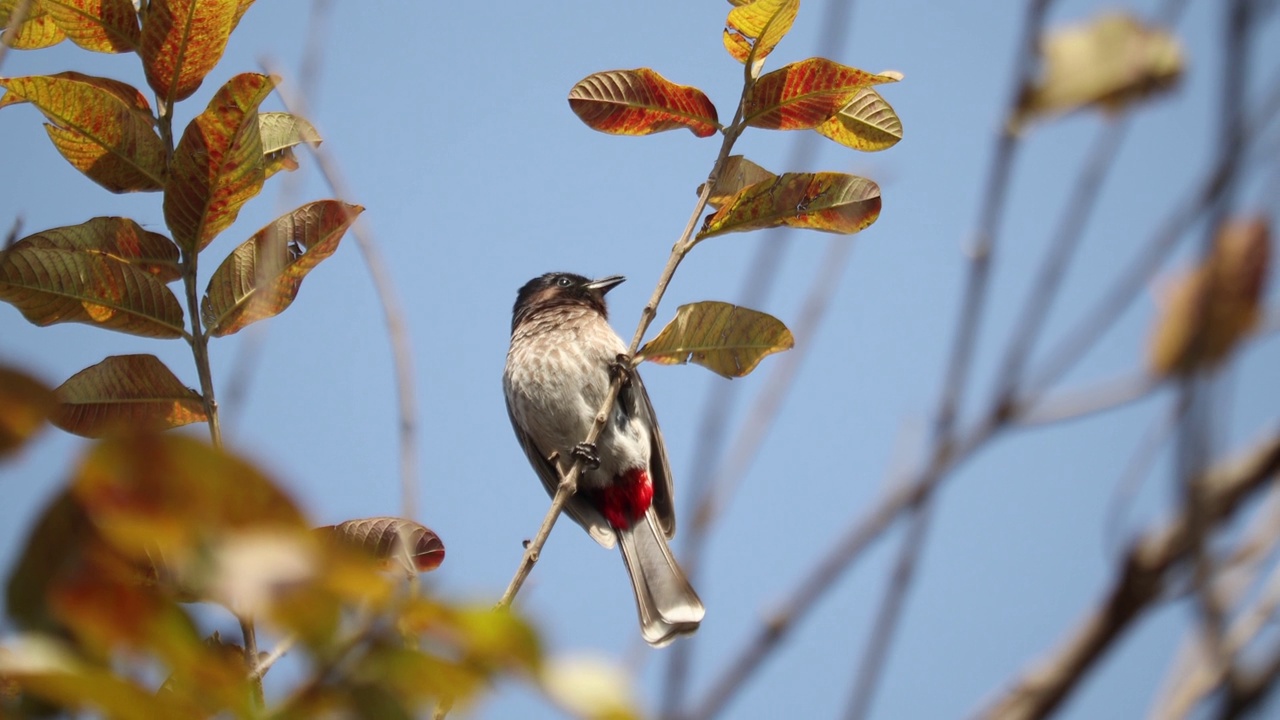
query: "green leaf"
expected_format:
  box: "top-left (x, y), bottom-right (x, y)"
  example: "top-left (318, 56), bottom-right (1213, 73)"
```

top-left (637, 301), bottom-right (794, 378)
top-left (202, 200), bottom-right (362, 336)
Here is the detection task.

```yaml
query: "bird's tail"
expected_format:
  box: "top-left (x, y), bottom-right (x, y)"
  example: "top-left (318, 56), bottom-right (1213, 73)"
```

top-left (617, 510), bottom-right (704, 647)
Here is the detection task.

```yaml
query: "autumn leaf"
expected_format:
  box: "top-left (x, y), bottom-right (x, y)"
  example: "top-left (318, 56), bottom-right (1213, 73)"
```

top-left (569, 68), bottom-right (719, 137)
top-left (0, 1), bottom-right (66, 49)
top-left (201, 200), bottom-right (362, 336)
top-left (51, 354), bottom-right (206, 437)
top-left (699, 172), bottom-right (881, 239)
top-left (0, 365), bottom-right (55, 456)
top-left (165, 72), bottom-right (273, 253)
top-left (16, 217), bottom-right (180, 282)
top-left (1015, 12), bottom-right (1182, 127)
top-left (140, 0), bottom-right (241, 104)
top-left (319, 517), bottom-right (446, 574)
top-left (0, 245), bottom-right (185, 338)
top-left (1149, 218), bottom-right (1271, 376)
top-left (723, 0), bottom-right (798, 67)
top-left (814, 87), bottom-right (904, 151)
top-left (744, 58), bottom-right (900, 130)
top-left (0, 72), bottom-right (165, 192)
top-left (638, 301), bottom-right (794, 378)
top-left (43, 0), bottom-right (141, 53)
top-left (699, 155), bottom-right (778, 209)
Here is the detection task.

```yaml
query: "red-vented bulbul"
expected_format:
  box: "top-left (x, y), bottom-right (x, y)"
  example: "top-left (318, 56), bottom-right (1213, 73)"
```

top-left (503, 272), bottom-right (704, 647)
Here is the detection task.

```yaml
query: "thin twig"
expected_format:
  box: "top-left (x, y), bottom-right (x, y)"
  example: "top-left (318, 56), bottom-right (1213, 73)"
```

top-left (249, 633), bottom-right (298, 681)
top-left (238, 615), bottom-right (263, 706)
top-left (842, 3), bottom-right (1056, 718)
top-left (1016, 373), bottom-right (1158, 427)
top-left (972, 426), bottom-right (1280, 720)
top-left (498, 90), bottom-right (751, 610)
top-left (262, 59), bottom-right (420, 522)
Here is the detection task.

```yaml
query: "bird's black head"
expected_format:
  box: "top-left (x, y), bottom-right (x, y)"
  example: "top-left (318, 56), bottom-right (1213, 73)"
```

top-left (511, 272), bottom-right (625, 334)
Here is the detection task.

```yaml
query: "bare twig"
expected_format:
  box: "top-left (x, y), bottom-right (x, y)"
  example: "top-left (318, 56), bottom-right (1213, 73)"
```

top-left (1017, 373), bottom-right (1159, 427)
top-left (973, 426), bottom-right (1280, 720)
top-left (843, 3), bottom-right (1056, 718)
top-left (249, 633), bottom-right (298, 681)
top-left (262, 59), bottom-right (420, 522)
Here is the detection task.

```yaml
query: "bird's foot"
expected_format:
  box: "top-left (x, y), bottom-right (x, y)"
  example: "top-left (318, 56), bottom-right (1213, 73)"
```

top-left (572, 442), bottom-right (601, 469)
top-left (609, 354), bottom-right (633, 385)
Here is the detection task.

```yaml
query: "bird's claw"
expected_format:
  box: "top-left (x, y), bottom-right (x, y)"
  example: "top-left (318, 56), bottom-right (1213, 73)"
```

top-left (572, 442), bottom-right (601, 469)
top-left (609, 354), bottom-right (633, 385)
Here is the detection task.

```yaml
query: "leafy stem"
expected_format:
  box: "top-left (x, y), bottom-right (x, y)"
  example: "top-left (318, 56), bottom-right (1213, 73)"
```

top-left (497, 76), bottom-right (754, 610)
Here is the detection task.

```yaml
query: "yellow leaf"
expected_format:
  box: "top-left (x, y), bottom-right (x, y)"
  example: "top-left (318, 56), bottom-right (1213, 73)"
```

top-left (1016, 12), bottom-right (1183, 127)
top-left (0, 365), bottom-right (55, 457)
top-left (814, 87), bottom-right (904, 151)
top-left (638, 301), bottom-right (794, 378)
top-left (699, 171), bottom-right (881, 239)
top-left (699, 155), bottom-right (778, 208)
top-left (722, 0), bottom-right (798, 66)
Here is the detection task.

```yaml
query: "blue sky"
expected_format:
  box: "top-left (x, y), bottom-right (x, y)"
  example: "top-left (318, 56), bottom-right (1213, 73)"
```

top-left (3, 1), bottom-right (1279, 718)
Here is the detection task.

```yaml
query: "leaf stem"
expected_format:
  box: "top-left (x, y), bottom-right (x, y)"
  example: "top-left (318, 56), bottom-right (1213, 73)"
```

top-left (498, 74), bottom-right (753, 610)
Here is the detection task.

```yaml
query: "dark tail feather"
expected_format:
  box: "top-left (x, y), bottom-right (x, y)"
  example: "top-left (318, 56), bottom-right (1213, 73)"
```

top-left (617, 510), bottom-right (704, 647)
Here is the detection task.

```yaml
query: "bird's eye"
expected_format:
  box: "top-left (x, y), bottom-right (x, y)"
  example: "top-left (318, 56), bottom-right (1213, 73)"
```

top-left (556, 276), bottom-right (573, 287)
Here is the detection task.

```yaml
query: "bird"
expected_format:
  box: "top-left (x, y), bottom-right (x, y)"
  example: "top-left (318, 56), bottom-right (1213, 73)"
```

top-left (503, 272), bottom-right (704, 647)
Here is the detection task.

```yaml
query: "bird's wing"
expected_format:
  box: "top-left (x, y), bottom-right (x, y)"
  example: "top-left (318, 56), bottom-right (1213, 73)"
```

top-left (505, 398), bottom-right (617, 548)
top-left (629, 370), bottom-right (677, 539)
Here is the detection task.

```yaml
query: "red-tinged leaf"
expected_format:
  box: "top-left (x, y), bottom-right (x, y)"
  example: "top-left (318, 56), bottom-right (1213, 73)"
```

top-left (0, 365), bottom-right (55, 457)
top-left (52, 354), bottom-right (205, 437)
top-left (699, 172), bottom-right (881, 239)
top-left (699, 155), bottom-right (777, 208)
top-left (744, 58), bottom-right (900, 130)
top-left (165, 73), bottom-right (273, 253)
top-left (319, 517), bottom-right (446, 574)
top-left (0, 73), bottom-right (165, 192)
top-left (723, 0), bottom-right (798, 66)
top-left (814, 87), bottom-right (904, 151)
top-left (638, 301), bottom-right (794, 378)
top-left (202, 201), bottom-right (362, 336)
top-left (43, 0), bottom-right (141, 53)
top-left (0, 1), bottom-right (66, 49)
top-left (569, 68), bottom-right (719, 137)
top-left (16, 217), bottom-right (180, 282)
top-left (0, 246), bottom-right (185, 338)
top-left (1016, 13), bottom-right (1182, 128)
top-left (140, 0), bottom-right (240, 104)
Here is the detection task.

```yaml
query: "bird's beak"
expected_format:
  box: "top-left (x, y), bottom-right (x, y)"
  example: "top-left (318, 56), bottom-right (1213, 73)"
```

top-left (586, 275), bottom-right (626, 294)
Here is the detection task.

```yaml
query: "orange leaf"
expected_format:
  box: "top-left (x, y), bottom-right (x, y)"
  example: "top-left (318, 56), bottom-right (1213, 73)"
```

top-left (0, 365), bottom-right (55, 457)
top-left (319, 517), bottom-right (446, 574)
top-left (638, 301), bottom-right (794, 378)
top-left (201, 200), bottom-right (362, 336)
top-left (0, 73), bottom-right (165, 192)
top-left (43, 0), bottom-right (141, 53)
top-left (17, 217), bottom-right (180, 282)
top-left (723, 0), bottom-right (798, 66)
top-left (0, 246), bottom-right (185, 337)
top-left (0, 2), bottom-right (66, 49)
top-left (698, 172), bottom-right (881, 239)
top-left (699, 155), bottom-right (778, 208)
top-left (569, 68), bottom-right (719, 137)
top-left (1149, 218), bottom-right (1271, 376)
top-left (140, 0), bottom-right (240, 104)
top-left (744, 58), bottom-right (899, 130)
top-left (164, 73), bottom-right (273, 253)
top-left (814, 87), bottom-right (904, 151)
top-left (52, 354), bottom-right (206, 437)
